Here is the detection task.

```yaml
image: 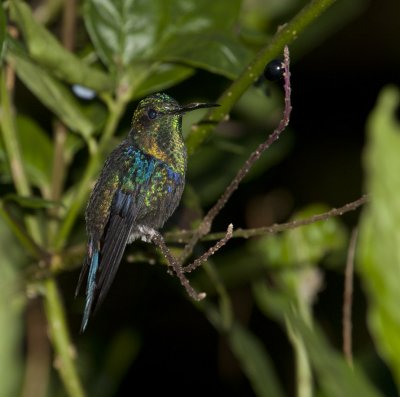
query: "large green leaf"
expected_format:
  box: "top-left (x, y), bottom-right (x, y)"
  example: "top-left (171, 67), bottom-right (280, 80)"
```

top-left (253, 284), bottom-right (384, 397)
top-left (10, 0), bottom-right (112, 92)
top-left (158, 31), bottom-right (251, 79)
top-left (84, 0), bottom-right (159, 67)
top-left (84, 0), bottom-right (252, 78)
top-left (7, 40), bottom-right (96, 139)
top-left (358, 86), bottom-right (400, 387)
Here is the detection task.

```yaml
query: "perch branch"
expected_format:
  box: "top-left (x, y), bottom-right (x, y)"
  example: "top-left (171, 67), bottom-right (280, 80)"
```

top-left (150, 231), bottom-right (206, 301)
top-left (150, 224), bottom-right (234, 299)
top-left (183, 224), bottom-right (234, 273)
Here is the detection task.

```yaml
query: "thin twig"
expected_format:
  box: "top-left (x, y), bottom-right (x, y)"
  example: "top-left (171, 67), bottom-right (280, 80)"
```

top-left (150, 231), bottom-right (206, 301)
top-left (183, 224), bottom-right (233, 273)
top-left (61, 0), bottom-right (76, 51)
top-left (166, 195), bottom-right (368, 243)
top-left (179, 47), bottom-right (292, 263)
top-left (149, 225), bottom-right (234, 299)
top-left (343, 227), bottom-right (358, 367)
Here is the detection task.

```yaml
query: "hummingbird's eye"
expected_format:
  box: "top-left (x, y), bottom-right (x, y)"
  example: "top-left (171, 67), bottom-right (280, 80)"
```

top-left (147, 109), bottom-right (157, 120)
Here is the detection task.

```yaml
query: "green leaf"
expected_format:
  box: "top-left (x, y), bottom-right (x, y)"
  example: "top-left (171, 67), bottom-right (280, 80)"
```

top-left (84, 0), bottom-right (158, 67)
top-left (358, 86), bottom-right (400, 387)
top-left (16, 115), bottom-right (53, 192)
top-left (228, 323), bottom-right (284, 397)
top-left (7, 40), bottom-right (96, 139)
top-left (10, 0), bottom-right (112, 92)
top-left (133, 63), bottom-right (194, 99)
top-left (158, 31), bottom-right (252, 79)
top-left (84, 0), bottom-right (251, 77)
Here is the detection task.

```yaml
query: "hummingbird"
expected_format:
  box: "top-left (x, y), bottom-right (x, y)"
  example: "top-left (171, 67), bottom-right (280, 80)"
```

top-left (76, 92), bottom-right (218, 331)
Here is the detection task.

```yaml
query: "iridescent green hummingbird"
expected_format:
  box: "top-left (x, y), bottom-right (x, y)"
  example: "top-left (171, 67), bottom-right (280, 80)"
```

top-left (76, 93), bottom-right (218, 331)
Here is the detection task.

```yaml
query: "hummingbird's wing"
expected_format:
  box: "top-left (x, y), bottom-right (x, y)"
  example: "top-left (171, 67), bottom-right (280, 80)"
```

top-left (94, 189), bottom-right (143, 310)
top-left (77, 187), bottom-right (144, 332)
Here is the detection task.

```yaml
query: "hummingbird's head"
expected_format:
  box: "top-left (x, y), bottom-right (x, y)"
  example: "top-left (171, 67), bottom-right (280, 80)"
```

top-left (129, 93), bottom-right (218, 166)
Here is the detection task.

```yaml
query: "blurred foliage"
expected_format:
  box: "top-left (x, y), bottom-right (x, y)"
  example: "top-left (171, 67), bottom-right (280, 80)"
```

top-left (0, 0), bottom-right (399, 396)
top-left (359, 87), bottom-right (400, 386)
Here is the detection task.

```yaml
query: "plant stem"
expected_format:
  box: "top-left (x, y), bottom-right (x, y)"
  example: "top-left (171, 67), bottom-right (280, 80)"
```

top-left (286, 317), bottom-right (313, 397)
top-left (186, 0), bottom-right (337, 154)
top-left (0, 68), bottom-right (42, 243)
top-left (343, 228), bottom-right (357, 367)
top-left (43, 278), bottom-right (86, 397)
top-left (0, 201), bottom-right (44, 259)
top-left (54, 97), bottom-right (127, 250)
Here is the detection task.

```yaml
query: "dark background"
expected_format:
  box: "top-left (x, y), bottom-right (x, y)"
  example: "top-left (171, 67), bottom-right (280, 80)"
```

top-left (51, 0), bottom-right (400, 396)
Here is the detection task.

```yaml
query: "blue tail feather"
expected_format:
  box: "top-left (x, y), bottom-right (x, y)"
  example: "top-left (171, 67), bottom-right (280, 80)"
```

top-left (81, 248), bottom-right (99, 332)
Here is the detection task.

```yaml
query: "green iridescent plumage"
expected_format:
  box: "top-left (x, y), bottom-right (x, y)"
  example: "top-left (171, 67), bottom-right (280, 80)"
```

top-left (76, 93), bottom-right (218, 331)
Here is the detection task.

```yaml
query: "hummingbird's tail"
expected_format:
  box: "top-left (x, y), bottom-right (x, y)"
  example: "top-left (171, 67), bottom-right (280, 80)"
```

top-left (81, 248), bottom-right (99, 332)
top-left (75, 239), bottom-right (100, 332)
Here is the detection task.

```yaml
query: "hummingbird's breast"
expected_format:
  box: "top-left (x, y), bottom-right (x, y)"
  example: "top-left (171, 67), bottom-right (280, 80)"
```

top-left (122, 145), bottom-right (186, 231)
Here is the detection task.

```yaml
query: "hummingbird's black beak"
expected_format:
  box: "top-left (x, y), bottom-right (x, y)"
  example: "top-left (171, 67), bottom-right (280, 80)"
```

top-left (167, 102), bottom-right (220, 115)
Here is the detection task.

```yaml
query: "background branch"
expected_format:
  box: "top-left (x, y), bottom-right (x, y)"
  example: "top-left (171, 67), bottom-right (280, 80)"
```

top-left (166, 195), bottom-right (368, 243)
top-left (343, 227), bottom-right (358, 367)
